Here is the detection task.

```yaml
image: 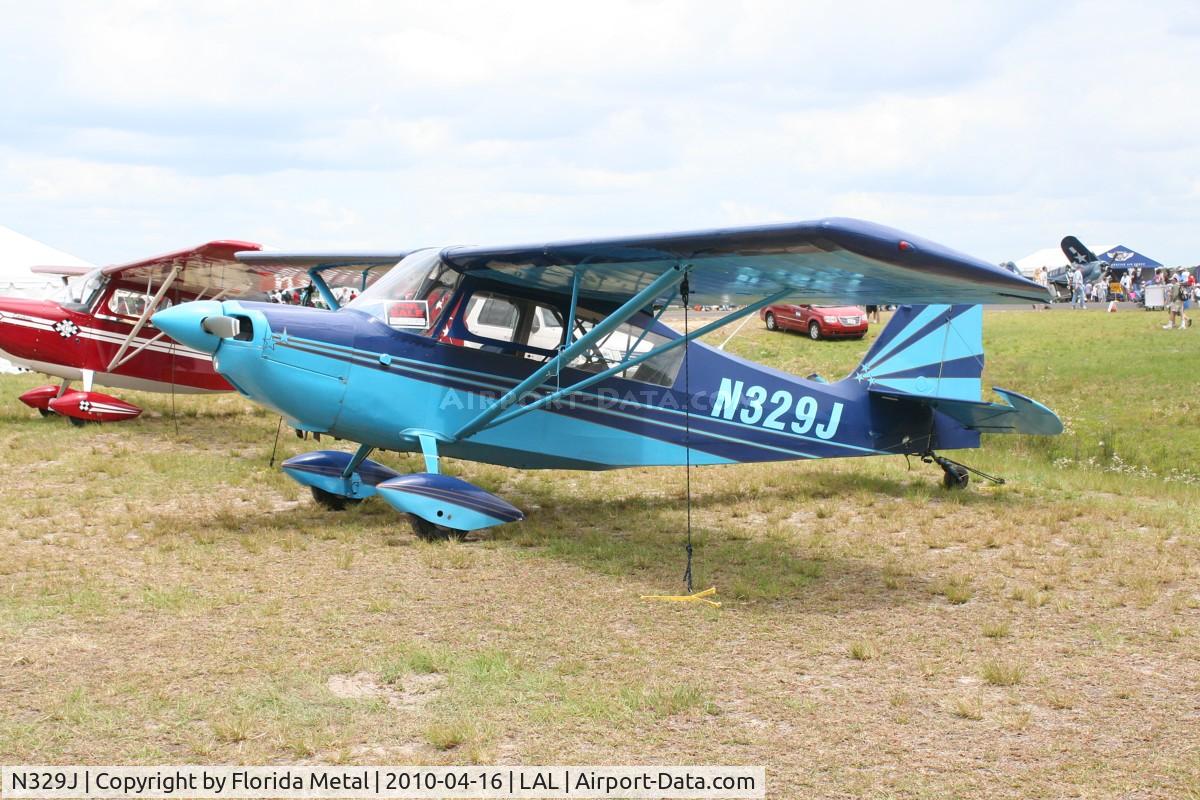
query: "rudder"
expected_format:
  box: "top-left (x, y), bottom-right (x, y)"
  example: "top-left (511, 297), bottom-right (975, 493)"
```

top-left (850, 304), bottom-right (983, 402)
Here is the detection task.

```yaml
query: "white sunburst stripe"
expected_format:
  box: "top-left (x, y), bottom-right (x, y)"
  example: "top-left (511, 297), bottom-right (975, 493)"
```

top-left (78, 403), bottom-right (140, 415)
top-left (0, 312), bottom-right (56, 331)
top-left (74, 324), bottom-right (213, 362)
top-left (1, 311), bottom-right (212, 362)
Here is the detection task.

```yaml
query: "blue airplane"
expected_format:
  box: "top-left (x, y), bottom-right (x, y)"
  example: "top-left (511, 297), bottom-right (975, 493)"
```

top-left (1045, 235), bottom-right (1109, 300)
top-left (153, 218), bottom-right (1062, 540)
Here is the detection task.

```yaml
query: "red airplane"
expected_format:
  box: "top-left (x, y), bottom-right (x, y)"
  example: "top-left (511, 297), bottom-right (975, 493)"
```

top-left (0, 240), bottom-right (400, 424)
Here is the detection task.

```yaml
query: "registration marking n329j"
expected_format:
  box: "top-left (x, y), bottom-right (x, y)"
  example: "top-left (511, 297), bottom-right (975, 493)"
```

top-left (710, 378), bottom-right (844, 439)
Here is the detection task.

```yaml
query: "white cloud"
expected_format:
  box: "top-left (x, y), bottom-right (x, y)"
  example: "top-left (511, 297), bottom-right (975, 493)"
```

top-left (0, 0), bottom-right (1197, 266)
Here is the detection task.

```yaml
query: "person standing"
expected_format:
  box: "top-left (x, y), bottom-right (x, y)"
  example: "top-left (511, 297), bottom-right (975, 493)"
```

top-left (1071, 264), bottom-right (1086, 309)
top-left (1164, 275), bottom-right (1191, 329)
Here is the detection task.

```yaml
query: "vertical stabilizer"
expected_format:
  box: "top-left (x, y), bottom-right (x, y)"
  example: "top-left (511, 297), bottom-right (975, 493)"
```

top-left (851, 304), bottom-right (983, 401)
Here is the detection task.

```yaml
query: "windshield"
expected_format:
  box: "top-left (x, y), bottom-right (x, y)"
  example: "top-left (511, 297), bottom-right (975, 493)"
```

top-left (52, 270), bottom-right (108, 311)
top-left (347, 249), bottom-right (462, 333)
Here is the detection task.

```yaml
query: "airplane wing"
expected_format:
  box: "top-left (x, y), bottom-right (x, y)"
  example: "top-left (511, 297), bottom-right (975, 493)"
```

top-left (99, 241), bottom-right (268, 297)
top-left (95, 241), bottom-right (404, 297)
top-left (441, 217), bottom-right (1049, 306)
top-left (30, 264), bottom-right (93, 277)
top-left (234, 251), bottom-right (409, 293)
top-left (90, 242), bottom-right (405, 371)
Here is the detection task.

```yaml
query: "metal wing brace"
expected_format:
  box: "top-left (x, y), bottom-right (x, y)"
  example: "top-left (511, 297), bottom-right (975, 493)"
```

top-left (449, 266), bottom-right (790, 442)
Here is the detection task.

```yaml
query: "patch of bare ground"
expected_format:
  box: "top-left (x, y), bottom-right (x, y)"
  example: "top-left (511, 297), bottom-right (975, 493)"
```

top-left (327, 672), bottom-right (445, 710)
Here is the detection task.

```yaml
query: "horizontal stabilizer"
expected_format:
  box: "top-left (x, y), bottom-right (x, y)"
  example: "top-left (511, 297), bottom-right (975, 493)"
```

top-left (871, 386), bottom-right (1063, 436)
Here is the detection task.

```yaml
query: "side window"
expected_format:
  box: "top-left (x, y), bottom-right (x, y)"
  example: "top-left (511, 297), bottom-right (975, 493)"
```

top-left (465, 293), bottom-right (520, 343)
top-left (566, 310), bottom-right (683, 386)
top-left (526, 305), bottom-right (564, 353)
top-left (107, 288), bottom-right (169, 319)
top-left (455, 292), bottom-right (565, 358)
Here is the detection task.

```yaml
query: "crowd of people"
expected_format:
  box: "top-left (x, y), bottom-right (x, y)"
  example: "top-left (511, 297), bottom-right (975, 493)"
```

top-left (1030, 263), bottom-right (1197, 324)
top-left (267, 286), bottom-right (360, 309)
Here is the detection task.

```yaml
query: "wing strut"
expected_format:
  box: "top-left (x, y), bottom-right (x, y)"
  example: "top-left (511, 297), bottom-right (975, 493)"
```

top-left (451, 265), bottom-right (689, 442)
top-left (109, 288), bottom-right (229, 370)
top-left (481, 288), bottom-right (791, 433)
top-left (105, 263), bottom-right (182, 372)
top-left (308, 267), bottom-right (340, 310)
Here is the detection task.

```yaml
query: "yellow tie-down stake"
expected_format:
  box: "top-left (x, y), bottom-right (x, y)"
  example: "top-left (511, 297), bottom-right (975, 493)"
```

top-left (640, 586), bottom-right (721, 608)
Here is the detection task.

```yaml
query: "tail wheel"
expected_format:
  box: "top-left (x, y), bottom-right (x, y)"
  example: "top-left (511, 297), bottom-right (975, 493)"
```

top-left (311, 486), bottom-right (363, 511)
top-left (409, 514), bottom-right (468, 542)
top-left (942, 464), bottom-right (970, 490)
top-left (765, 312), bottom-right (778, 331)
top-left (808, 320), bottom-right (821, 340)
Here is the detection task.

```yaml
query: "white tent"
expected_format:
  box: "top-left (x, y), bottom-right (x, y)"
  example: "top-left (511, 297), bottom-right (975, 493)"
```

top-left (0, 225), bottom-right (92, 298)
top-left (0, 226), bottom-right (93, 373)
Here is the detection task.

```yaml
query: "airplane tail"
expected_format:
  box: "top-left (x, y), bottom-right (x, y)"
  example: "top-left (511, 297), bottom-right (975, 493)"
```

top-left (850, 304), bottom-right (1062, 436)
top-left (1061, 235), bottom-right (1098, 265)
top-left (851, 304), bottom-right (983, 402)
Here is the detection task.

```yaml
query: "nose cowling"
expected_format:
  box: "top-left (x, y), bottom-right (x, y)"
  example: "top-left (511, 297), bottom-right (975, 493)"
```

top-left (152, 301), bottom-right (228, 354)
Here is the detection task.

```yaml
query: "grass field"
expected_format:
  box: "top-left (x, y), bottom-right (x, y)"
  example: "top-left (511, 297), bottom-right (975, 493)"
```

top-left (0, 308), bottom-right (1197, 798)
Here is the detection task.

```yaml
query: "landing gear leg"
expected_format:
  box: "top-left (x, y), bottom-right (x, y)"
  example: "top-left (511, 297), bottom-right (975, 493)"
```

top-left (38, 380), bottom-right (70, 418)
top-left (308, 444), bottom-right (378, 511)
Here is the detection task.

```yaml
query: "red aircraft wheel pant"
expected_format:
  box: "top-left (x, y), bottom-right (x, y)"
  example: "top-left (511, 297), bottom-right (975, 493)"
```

top-left (47, 390), bottom-right (142, 423)
top-left (18, 385), bottom-right (62, 412)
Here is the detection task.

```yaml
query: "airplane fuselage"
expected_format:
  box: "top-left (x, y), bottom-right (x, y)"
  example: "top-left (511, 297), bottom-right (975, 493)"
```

top-left (206, 301), bottom-right (976, 470)
top-left (0, 295), bottom-right (227, 394)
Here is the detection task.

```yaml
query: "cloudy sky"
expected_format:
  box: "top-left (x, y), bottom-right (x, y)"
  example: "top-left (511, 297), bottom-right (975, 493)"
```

top-left (1, 0), bottom-right (1197, 266)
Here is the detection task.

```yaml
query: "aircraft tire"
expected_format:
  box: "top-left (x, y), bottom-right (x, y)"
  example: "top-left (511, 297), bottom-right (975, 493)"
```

top-left (37, 408), bottom-right (53, 418)
top-left (765, 312), bottom-right (777, 331)
top-left (67, 415), bottom-right (87, 427)
top-left (408, 515), bottom-right (468, 542)
top-left (942, 464), bottom-right (970, 490)
top-left (808, 321), bottom-right (821, 340)
top-left (310, 486), bottom-right (362, 511)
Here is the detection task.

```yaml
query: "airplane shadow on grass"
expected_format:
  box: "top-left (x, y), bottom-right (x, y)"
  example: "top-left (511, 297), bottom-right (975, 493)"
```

top-left (477, 467), bottom-right (1012, 608)
top-left (175, 457), bottom-right (1014, 611)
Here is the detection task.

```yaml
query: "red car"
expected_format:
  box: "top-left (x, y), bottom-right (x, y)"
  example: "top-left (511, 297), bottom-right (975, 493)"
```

top-left (760, 303), bottom-right (869, 340)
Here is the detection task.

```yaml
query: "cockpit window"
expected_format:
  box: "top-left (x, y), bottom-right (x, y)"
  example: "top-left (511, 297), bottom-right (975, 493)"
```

top-left (54, 270), bottom-right (108, 312)
top-left (465, 293), bottom-right (520, 341)
top-left (107, 288), bottom-right (170, 318)
top-left (351, 252), bottom-right (680, 386)
top-left (348, 249), bottom-right (462, 333)
top-left (454, 292), bottom-right (565, 359)
top-left (567, 309), bottom-right (683, 386)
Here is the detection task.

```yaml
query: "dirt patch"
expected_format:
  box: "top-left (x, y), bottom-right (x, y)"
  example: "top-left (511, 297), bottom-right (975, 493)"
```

top-left (327, 672), bottom-right (445, 710)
